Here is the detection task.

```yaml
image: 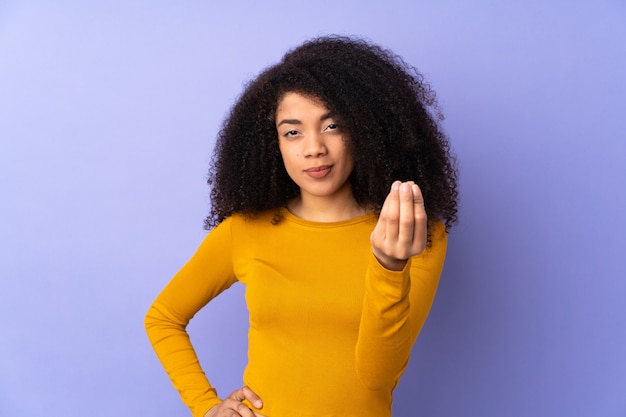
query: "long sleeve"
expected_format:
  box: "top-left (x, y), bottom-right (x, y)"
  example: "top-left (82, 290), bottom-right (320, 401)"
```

top-left (355, 221), bottom-right (447, 390)
top-left (144, 218), bottom-right (238, 417)
top-left (146, 211), bottom-right (448, 417)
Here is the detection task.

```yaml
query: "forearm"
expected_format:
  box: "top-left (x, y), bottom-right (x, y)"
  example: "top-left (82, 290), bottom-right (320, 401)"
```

top-left (145, 302), bottom-right (222, 417)
top-left (144, 217), bottom-right (239, 415)
top-left (354, 253), bottom-right (414, 390)
top-left (356, 225), bottom-right (447, 390)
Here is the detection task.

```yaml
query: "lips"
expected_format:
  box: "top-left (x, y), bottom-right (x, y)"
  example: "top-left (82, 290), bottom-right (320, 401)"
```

top-left (304, 165), bottom-right (332, 179)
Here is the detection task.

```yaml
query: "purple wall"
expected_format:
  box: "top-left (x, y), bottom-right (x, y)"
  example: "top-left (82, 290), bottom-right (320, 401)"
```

top-left (1, 1), bottom-right (624, 416)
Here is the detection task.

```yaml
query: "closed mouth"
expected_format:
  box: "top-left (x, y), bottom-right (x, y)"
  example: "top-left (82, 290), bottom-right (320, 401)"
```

top-left (304, 165), bottom-right (333, 178)
top-left (304, 165), bottom-right (332, 172)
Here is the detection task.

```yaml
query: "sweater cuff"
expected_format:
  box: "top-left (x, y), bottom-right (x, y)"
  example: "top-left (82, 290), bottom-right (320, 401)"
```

top-left (193, 398), bottom-right (222, 417)
top-left (367, 251), bottom-right (411, 301)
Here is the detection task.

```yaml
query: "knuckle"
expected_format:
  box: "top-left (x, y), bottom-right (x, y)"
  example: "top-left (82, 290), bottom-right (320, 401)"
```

top-left (399, 218), bottom-right (413, 228)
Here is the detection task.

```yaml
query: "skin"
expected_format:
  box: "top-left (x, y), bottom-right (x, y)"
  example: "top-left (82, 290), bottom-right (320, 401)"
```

top-left (276, 92), bottom-right (361, 222)
top-left (204, 386), bottom-right (264, 417)
top-left (204, 92), bottom-right (427, 417)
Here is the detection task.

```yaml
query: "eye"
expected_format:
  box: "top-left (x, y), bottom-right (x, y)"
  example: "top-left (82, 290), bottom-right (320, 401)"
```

top-left (283, 129), bottom-right (300, 138)
top-left (324, 123), bottom-right (339, 132)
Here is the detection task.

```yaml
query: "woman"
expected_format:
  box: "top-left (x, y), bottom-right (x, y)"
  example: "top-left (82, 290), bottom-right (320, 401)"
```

top-left (145, 35), bottom-right (458, 417)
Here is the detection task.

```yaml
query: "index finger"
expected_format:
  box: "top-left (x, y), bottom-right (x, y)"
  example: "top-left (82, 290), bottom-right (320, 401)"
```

top-left (230, 386), bottom-right (263, 409)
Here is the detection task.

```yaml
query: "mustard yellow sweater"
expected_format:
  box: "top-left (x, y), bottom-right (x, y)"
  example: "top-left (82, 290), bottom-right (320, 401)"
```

top-left (145, 209), bottom-right (447, 417)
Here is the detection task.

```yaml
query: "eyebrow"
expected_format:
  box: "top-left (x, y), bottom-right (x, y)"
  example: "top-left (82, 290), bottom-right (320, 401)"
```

top-left (276, 111), bottom-right (334, 127)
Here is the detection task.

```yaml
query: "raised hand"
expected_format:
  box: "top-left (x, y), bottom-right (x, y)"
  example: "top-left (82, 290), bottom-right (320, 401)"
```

top-left (204, 386), bottom-right (263, 417)
top-left (370, 181), bottom-right (427, 271)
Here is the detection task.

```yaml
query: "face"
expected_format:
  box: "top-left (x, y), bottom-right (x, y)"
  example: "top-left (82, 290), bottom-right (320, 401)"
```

top-left (275, 92), bottom-right (354, 203)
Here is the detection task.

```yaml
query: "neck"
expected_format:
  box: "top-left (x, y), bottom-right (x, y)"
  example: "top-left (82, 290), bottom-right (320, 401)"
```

top-left (287, 187), bottom-right (369, 223)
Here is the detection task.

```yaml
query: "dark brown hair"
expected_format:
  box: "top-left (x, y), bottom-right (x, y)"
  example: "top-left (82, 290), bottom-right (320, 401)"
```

top-left (206, 35), bottom-right (458, 232)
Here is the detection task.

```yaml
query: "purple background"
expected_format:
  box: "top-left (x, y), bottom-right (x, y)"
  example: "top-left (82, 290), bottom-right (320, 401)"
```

top-left (1, 1), bottom-right (625, 416)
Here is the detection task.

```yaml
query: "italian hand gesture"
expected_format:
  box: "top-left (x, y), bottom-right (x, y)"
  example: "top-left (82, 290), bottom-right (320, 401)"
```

top-left (370, 181), bottom-right (427, 271)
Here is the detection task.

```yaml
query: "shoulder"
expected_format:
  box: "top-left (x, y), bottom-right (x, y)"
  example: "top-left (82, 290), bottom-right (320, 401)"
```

top-left (202, 211), bottom-right (280, 253)
top-left (224, 210), bottom-right (281, 234)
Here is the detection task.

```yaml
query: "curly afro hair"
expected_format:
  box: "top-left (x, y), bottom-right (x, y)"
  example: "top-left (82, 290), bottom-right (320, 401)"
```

top-left (206, 35), bottom-right (458, 233)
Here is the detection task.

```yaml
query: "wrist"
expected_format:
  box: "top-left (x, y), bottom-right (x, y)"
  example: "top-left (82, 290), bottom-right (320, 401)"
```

top-left (203, 403), bottom-right (221, 417)
top-left (372, 249), bottom-right (408, 271)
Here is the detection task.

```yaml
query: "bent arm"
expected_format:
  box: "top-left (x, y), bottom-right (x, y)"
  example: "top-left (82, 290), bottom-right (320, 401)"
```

top-left (144, 218), bottom-right (238, 417)
top-left (355, 221), bottom-right (447, 390)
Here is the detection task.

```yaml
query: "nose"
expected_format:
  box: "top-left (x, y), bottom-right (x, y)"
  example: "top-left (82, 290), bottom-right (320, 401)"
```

top-left (304, 132), bottom-right (327, 158)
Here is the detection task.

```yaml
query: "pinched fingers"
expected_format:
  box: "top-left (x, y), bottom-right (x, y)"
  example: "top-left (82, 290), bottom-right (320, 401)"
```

top-left (371, 181), bottom-right (427, 270)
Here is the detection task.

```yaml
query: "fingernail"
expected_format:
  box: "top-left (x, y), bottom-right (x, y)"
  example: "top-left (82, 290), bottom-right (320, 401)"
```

top-left (401, 182), bottom-right (410, 192)
top-left (392, 181), bottom-right (401, 191)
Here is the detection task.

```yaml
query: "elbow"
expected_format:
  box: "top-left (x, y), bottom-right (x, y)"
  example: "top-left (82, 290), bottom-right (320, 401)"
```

top-left (144, 302), bottom-right (182, 337)
top-left (143, 307), bottom-right (154, 332)
top-left (144, 304), bottom-right (159, 336)
top-left (355, 363), bottom-right (393, 391)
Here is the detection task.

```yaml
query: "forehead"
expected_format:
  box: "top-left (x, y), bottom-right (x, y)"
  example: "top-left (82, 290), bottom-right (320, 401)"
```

top-left (276, 92), bottom-right (328, 116)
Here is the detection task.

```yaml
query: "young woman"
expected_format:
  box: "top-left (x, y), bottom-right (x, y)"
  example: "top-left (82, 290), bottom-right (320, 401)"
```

top-left (145, 35), bottom-right (458, 417)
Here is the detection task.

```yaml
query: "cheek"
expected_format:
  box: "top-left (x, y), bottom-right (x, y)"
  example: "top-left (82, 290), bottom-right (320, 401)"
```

top-left (278, 147), bottom-right (297, 172)
top-left (279, 142), bottom-right (300, 161)
top-left (339, 144), bottom-right (353, 167)
top-left (278, 143), bottom-right (288, 161)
